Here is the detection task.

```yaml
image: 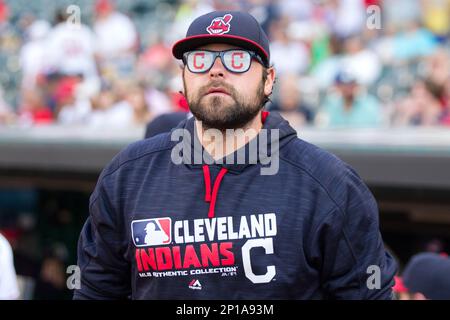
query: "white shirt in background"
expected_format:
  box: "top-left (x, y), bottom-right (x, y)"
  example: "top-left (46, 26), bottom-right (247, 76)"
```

top-left (86, 100), bottom-right (134, 128)
top-left (341, 49), bottom-right (382, 86)
top-left (45, 22), bottom-right (98, 80)
top-left (270, 41), bottom-right (310, 76)
top-left (0, 233), bottom-right (20, 300)
top-left (332, 0), bottom-right (366, 38)
top-left (57, 99), bottom-right (92, 125)
top-left (94, 12), bottom-right (137, 59)
top-left (20, 20), bottom-right (51, 89)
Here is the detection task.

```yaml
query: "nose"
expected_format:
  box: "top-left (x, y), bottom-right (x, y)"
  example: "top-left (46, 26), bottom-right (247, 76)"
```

top-left (209, 55), bottom-right (226, 79)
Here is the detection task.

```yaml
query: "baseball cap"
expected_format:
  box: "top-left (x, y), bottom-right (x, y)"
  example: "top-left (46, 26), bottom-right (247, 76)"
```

top-left (335, 69), bottom-right (357, 85)
top-left (172, 11), bottom-right (270, 67)
top-left (402, 252), bottom-right (450, 299)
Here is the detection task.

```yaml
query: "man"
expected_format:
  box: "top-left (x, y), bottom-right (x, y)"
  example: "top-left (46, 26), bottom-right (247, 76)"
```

top-left (74, 11), bottom-right (397, 299)
top-left (318, 69), bottom-right (382, 128)
top-left (45, 9), bottom-right (99, 93)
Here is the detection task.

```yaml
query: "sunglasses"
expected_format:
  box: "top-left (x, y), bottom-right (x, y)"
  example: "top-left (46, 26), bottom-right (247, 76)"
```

top-left (182, 49), bottom-right (266, 74)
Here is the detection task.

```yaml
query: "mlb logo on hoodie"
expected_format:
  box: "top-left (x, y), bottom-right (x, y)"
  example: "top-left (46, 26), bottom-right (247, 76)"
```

top-left (132, 218), bottom-right (172, 247)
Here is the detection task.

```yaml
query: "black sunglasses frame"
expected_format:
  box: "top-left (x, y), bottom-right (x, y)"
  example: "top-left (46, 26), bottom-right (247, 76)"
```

top-left (182, 49), bottom-right (266, 74)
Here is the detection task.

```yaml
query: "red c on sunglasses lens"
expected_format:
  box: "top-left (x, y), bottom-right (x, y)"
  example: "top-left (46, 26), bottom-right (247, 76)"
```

top-left (231, 51), bottom-right (245, 70)
top-left (193, 52), bottom-right (206, 71)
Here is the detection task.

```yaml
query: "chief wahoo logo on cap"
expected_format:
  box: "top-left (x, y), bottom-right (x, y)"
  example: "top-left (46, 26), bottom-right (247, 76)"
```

top-left (206, 14), bottom-right (233, 35)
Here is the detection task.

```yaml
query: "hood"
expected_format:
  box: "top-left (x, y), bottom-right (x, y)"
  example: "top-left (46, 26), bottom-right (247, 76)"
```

top-left (170, 111), bottom-right (298, 218)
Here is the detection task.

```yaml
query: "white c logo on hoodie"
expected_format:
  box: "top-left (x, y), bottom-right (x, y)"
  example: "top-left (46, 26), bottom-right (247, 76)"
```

top-left (241, 238), bottom-right (276, 284)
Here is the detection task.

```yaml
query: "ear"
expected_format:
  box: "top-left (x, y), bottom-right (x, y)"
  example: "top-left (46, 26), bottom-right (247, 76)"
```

top-left (264, 67), bottom-right (276, 97)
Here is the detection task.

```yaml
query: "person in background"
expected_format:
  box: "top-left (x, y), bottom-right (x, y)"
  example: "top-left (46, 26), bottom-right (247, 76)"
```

top-left (33, 253), bottom-right (70, 300)
top-left (421, 0), bottom-right (450, 43)
top-left (45, 9), bottom-right (99, 93)
top-left (392, 80), bottom-right (442, 126)
top-left (56, 76), bottom-right (93, 125)
top-left (0, 85), bottom-right (15, 125)
top-left (381, 0), bottom-right (421, 32)
top-left (316, 69), bottom-right (382, 128)
top-left (270, 73), bottom-right (314, 127)
top-left (119, 81), bottom-right (153, 126)
top-left (19, 20), bottom-right (51, 90)
top-left (392, 20), bottom-right (439, 62)
top-left (0, 232), bottom-right (20, 300)
top-left (93, 0), bottom-right (138, 77)
top-left (396, 252), bottom-right (450, 300)
top-left (440, 77), bottom-right (450, 125)
top-left (269, 17), bottom-right (310, 76)
top-left (330, 0), bottom-right (366, 39)
top-left (340, 35), bottom-right (381, 87)
top-left (17, 89), bottom-right (53, 126)
top-left (85, 85), bottom-right (121, 127)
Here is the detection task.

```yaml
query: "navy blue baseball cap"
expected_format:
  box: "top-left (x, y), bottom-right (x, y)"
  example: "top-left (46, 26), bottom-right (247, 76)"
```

top-left (172, 11), bottom-right (270, 67)
top-left (402, 252), bottom-right (450, 299)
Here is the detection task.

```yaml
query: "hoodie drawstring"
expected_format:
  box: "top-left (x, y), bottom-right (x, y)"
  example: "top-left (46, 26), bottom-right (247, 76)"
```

top-left (200, 111), bottom-right (268, 218)
top-left (202, 165), bottom-right (228, 219)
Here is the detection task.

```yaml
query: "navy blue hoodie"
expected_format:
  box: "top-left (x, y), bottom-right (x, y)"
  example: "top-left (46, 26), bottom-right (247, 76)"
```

top-left (74, 111), bottom-right (397, 300)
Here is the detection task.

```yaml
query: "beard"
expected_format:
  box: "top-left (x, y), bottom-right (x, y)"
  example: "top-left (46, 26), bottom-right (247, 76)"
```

top-left (184, 77), bottom-right (266, 131)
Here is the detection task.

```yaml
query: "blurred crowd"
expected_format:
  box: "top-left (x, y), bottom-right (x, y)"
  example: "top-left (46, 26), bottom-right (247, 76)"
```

top-left (1, 189), bottom-right (85, 300)
top-left (0, 0), bottom-right (450, 129)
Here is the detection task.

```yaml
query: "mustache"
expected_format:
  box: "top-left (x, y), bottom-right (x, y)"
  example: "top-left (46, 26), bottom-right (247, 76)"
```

top-left (199, 81), bottom-right (236, 96)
